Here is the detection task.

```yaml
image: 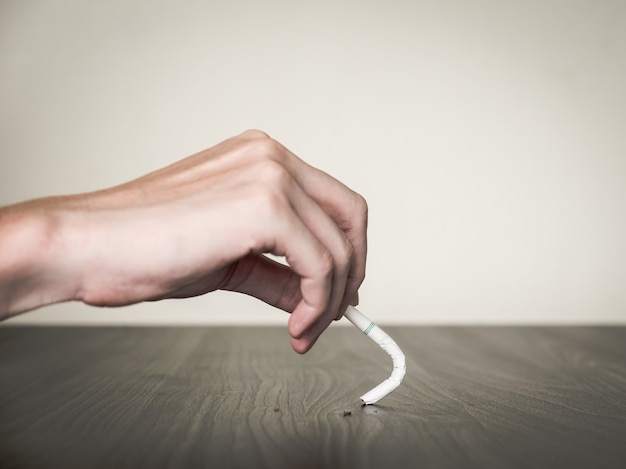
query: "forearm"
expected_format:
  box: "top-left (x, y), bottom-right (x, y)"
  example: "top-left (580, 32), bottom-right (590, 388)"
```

top-left (0, 200), bottom-right (82, 319)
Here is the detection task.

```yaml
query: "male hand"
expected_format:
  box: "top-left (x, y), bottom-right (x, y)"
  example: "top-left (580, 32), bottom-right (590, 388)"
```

top-left (0, 130), bottom-right (368, 353)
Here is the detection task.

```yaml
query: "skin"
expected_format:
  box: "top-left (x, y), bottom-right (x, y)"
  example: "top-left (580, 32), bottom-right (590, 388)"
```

top-left (0, 130), bottom-right (368, 353)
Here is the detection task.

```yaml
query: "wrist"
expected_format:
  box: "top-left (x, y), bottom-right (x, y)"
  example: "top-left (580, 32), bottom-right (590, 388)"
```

top-left (0, 199), bottom-right (85, 318)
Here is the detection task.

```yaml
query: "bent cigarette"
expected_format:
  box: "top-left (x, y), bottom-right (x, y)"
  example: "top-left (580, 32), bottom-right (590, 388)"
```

top-left (343, 305), bottom-right (406, 405)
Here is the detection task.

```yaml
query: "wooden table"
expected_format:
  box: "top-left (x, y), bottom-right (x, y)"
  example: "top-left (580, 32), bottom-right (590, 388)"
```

top-left (0, 325), bottom-right (624, 468)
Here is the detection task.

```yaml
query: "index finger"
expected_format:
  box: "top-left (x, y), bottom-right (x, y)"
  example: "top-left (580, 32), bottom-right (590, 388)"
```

top-left (277, 145), bottom-right (368, 317)
top-left (237, 133), bottom-right (368, 308)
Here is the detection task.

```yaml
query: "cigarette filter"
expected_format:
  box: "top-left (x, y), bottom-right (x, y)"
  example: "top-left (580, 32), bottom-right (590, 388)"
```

top-left (343, 305), bottom-right (406, 404)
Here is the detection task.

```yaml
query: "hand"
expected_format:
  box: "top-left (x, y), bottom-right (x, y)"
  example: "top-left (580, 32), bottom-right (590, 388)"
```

top-left (0, 130), bottom-right (368, 353)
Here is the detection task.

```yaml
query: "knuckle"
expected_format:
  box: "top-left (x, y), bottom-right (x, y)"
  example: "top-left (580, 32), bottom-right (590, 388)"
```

top-left (239, 128), bottom-right (270, 140)
top-left (318, 249), bottom-right (335, 278)
top-left (337, 236), bottom-right (354, 272)
top-left (250, 168), bottom-right (293, 222)
top-left (234, 131), bottom-right (282, 164)
top-left (354, 193), bottom-right (369, 227)
top-left (256, 158), bottom-right (292, 188)
top-left (254, 182), bottom-right (288, 219)
top-left (247, 135), bottom-right (288, 165)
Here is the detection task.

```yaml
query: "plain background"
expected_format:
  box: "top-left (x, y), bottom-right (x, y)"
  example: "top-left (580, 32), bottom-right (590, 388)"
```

top-left (1, 0), bottom-right (625, 326)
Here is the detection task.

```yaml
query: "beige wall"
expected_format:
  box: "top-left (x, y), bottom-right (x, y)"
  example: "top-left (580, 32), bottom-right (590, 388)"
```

top-left (2, 0), bottom-right (625, 325)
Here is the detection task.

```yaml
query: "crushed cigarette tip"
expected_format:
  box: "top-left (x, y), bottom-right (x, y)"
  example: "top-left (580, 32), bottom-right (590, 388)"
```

top-left (343, 306), bottom-right (406, 405)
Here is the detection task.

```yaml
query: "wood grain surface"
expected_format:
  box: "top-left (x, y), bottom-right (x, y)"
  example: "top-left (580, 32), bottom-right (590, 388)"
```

top-left (0, 325), bottom-right (624, 468)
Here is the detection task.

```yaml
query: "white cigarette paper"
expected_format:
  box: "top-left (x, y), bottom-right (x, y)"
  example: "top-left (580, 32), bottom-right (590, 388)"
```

top-left (343, 305), bottom-right (406, 404)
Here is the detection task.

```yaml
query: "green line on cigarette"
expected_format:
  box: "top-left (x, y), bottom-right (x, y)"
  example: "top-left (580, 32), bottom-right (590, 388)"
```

top-left (364, 322), bottom-right (375, 335)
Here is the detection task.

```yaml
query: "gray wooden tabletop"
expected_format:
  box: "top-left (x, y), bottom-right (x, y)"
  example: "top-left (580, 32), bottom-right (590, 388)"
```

top-left (0, 325), bottom-right (624, 468)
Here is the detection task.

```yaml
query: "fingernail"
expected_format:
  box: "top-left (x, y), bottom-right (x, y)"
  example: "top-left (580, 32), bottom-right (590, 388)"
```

top-left (349, 291), bottom-right (359, 306)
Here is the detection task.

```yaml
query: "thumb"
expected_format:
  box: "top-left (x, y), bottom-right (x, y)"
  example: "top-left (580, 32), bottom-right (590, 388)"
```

top-left (221, 253), bottom-right (302, 314)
